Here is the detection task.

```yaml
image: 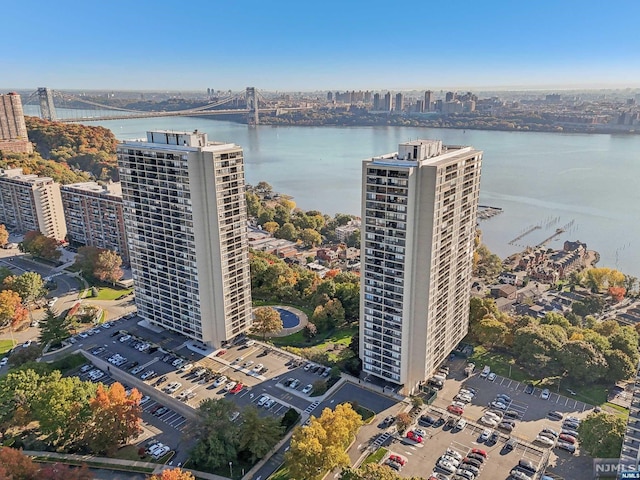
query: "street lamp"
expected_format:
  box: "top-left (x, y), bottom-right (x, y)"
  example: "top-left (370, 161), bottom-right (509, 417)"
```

top-left (229, 461), bottom-right (233, 477)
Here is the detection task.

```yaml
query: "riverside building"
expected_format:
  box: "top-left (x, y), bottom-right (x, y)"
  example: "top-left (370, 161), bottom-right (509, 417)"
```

top-left (0, 168), bottom-right (66, 241)
top-left (117, 130), bottom-right (252, 347)
top-left (60, 182), bottom-right (129, 263)
top-left (0, 93), bottom-right (33, 154)
top-left (360, 140), bottom-right (482, 393)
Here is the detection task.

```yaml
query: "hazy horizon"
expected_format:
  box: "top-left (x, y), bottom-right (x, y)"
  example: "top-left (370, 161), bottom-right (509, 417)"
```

top-left (4, 0), bottom-right (640, 91)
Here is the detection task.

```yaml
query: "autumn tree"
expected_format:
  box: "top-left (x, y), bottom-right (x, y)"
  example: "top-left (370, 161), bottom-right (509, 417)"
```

top-left (263, 221), bottom-right (279, 234)
top-left (3, 272), bottom-right (46, 305)
top-left (93, 250), bottom-right (124, 285)
top-left (300, 228), bottom-right (322, 248)
top-left (37, 463), bottom-right (92, 480)
top-left (0, 289), bottom-right (28, 328)
top-left (0, 447), bottom-right (39, 480)
top-left (0, 224), bottom-right (8, 247)
top-left (340, 463), bottom-right (423, 480)
top-left (303, 322), bottom-right (318, 340)
top-left (237, 406), bottom-right (283, 462)
top-left (578, 412), bottom-right (625, 458)
top-left (251, 306), bottom-right (283, 340)
top-left (20, 231), bottom-right (61, 261)
top-left (86, 382), bottom-right (142, 455)
top-left (609, 286), bottom-right (626, 302)
top-left (285, 403), bottom-right (363, 480)
top-left (74, 246), bottom-right (102, 278)
top-left (395, 412), bottom-right (411, 434)
top-left (275, 222), bottom-right (298, 241)
top-left (148, 468), bottom-right (195, 480)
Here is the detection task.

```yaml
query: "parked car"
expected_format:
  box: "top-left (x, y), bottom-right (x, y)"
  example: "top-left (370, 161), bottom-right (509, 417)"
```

top-left (496, 393), bottom-right (512, 403)
top-left (447, 405), bottom-right (464, 415)
top-left (379, 415), bottom-right (395, 428)
top-left (213, 376), bottom-right (227, 387)
top-left (463, 457), bottom-right (483, 469)
top-left (480, 365), bottom-right (490, 378)
top-left (388, 454), bottom-right (406, 466)
top-left (488, 372), bottom-right (497, 382)
top-left (504, 410), bottom-right (520, 419)
top-left (140, 370), bottom-right (155, 380)
top-left (119, 334), bottom-right (131, 342)
top-left (498, 422), bottom-right (515, 432)
top-left (540, 388), bottom-right (550, 400)
top-left (524, 383), bottom-right (535, 394)
top-left (419, 415), bottom-right (437, 426)
top-left (556, 441), bottom-right (576, 454)
top-left (436, 459), bottom-right (456, 474)
top-left (491, 401), bottom-right (507, 410)
top-left (263, 398), bottom-right (276, 409)
top-left (455, 419), bottom-right (467, 431)
top-left (257, 395), bottom-right (270, 407)
top-left (559, 434), bottom-right (577, 444)
top-left (406, 431), bottom-right (423, 443)
top-left (535, 435), bottom-right (555, 447)
top-left (302, 384), bottom-right (313, 394)
top-left (518, 459), bottom-right (538, 474)
top-left (509, 469), bottom-right (533, 480)
top-left (480, 416), bottom-right (498, 427)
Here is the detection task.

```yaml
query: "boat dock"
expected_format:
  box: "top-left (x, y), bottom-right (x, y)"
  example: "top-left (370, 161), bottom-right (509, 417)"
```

top-left (477, 205), bottom-right (503, 220)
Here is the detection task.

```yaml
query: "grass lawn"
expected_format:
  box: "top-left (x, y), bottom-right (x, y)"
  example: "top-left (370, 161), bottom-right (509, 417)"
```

top-left (270, 325), bottom-right (357, 349)
top-left (354, 405), bottom-right (376, 423)
top-left (252, 299), bottom-right (314, 318)
top-left (92, 287), bottom-right (133, 300)
top-left (468, 345), bottom-right (533, 383)
top-left (0, 339), bottom-right (16, 355)
top-left (114, 445), bottom-right (143, 461)
top-left (362, 447), bottom-right (387, 465)
top-left (604, 402), bottom-right (630, 418)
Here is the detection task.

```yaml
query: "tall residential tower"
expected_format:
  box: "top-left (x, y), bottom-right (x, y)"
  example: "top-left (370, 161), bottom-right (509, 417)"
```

top-left (0, 93), bottom-right (33, 154)
top-left (117, 130), bottom-right (252, 347)
top-left (360, 140), bottom-right (482, 393)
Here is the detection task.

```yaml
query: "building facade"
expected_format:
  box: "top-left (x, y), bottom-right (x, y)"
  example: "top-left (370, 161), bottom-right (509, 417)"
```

top-left (0, 168), bottom-right (66, 240)
top-left (117, 130), bottom-right (252, 347)
top-left (60, 182), bottom-right (129, 262)
top-left (360, 140), bottom-right (482, 393)
top-left (0, 93), bottom-right (33, 154)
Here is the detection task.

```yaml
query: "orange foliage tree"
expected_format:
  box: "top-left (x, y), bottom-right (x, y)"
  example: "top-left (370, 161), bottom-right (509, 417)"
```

top-left (0, 289), bottom-right (28, 328)
top-left (0, 446), bottom-right (39, 479)
top-left (86, 382), bottom-right (142, 455)
top-left (148, 468), bottom-right (195, 480)
top-left (608, 286), bottom-right (626, 302)
top-left (37, 463), bottom-right (92, 480)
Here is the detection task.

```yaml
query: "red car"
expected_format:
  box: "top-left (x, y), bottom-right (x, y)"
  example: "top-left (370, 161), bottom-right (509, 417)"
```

top-left (406, 431), bottom-right (423, 443)
top-left (388, 454), bottom-right (406, 466)
top-left (447, 405), bottom-right (464, 415)
top-left (215, 349), bottom-right (227, 356)
top-left (471, 448), bottom-right (487, 458)
top-left (559, 434), bottom-right (576, 444)
top-left (229, 382), bottom-right (244, 394)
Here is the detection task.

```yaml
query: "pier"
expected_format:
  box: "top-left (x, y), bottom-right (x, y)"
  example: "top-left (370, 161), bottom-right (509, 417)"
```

top-left (477, 205), bottom-right (503, 221)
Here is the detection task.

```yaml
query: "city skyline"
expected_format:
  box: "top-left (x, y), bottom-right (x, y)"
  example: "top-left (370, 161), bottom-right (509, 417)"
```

top-left (4, 0), bottom-right (640, 91)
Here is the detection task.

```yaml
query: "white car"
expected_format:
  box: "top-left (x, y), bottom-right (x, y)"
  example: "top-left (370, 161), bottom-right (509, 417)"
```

top-left (264, 398), bottom-right (276, 408)
top-left (414, 428), bottom-right (427, 437)
top-left (480, 416), bottom-right (498, 427)
top-left (445, 448), bottom-right (463, 461)
top-left (257, 395), bottom-right (270, 406)
top-left (480, 365), bottom-right (490, 378)
top-left (253, 363), bottom-right (264, 372)
top-left (165, 382), bottom-right (182, 393)
top-left (245, 340), bottom-right (256, 346)
top-left (140, 370), bottom-right (155, 380)
top-left (436, 459), bottom-right (456, 474)
top-left (302, 384), bottom-right (313, 394)
top-left (213, 376), bottom-right (227, 387)
top-left (47, 297), bottom-right (58, 307)
top-left (152, 445), bottom-right (170, 459)
top-left (454, 419), bottom-right (467, 430)
top-left (224, 381), bottom-right (238, 392)
top-left (440, 454), bottom-right (460, 467)
top-left (480, 428), bottom-right (492, 441)
top-left (172, 358), bottom-right (184, 367)
top-left (180, 363), bottom-right (193, 372)
top-left (0, 357), bottom-right (8, 367)
top-left (491, 401), bottom-right (507, 410)
top-left (119, 334), bottom-right (131, 343)
top-left (488, 372), bottom-right (497, 382)
top-left (485, 410), bottom-right (502, 420)
top-left (541, 388), bottom-right (550, 400)
top-left (535, 435), bottom-right (555, 447)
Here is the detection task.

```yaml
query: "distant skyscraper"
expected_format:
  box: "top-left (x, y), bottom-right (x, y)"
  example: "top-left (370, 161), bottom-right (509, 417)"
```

top-left (60, 182), bottom-right (129, 262)
top-left (373, 93), bottom-right (381, 110)
top-left (424, 90), bottom-right (433, 112)
top-left (360, 140), bottom-right (482, 393)
top-left (0, 93), bottom-right (33, 154)
top-left (383, 92), bottom-right (392, 111)
top-left (117, 130), bottom-right (253, 347)
top-left (445, 91), bottom-right (455, 102)
top-left (327, 91), bottom-right (333, 102)
top-left (395, 93), bottom-right (404, 112)
top-left (0, 168), bottom-right (66, 240)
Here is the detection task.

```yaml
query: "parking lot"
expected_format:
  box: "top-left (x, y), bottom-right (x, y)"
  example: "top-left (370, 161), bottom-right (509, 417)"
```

top-left (381, 405), bottom-right (547, 480)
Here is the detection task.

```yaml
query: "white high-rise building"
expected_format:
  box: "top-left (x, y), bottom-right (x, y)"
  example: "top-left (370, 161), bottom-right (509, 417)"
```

top-left (360, 140), bottom-right (482, 394)
top-left (117, 130), bottom-right (252, 347)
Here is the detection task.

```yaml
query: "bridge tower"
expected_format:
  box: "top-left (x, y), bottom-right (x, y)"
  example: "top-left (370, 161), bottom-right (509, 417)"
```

top-left (246, 87), bottom-right (259, 126)
top-left (37, 88), bottom-right (57, 121)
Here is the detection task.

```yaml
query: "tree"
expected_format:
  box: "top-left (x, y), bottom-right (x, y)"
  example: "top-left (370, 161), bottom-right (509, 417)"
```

top-left (38, 308), bottom-right (72, 348)
top-left (281, 408), bottom-right (301, 431)
top-left (86, 382), bottom-right (142, 455)
top-left (395, 412), bottom-right (411, 434)
top-left (8, 344), bottom-right (43, 368)
top-left (263, 221), bottom-right (279, 234)
top-left (609, 326), bottom-right (640, 362)
top-left (275, 222), bottom-right (297, 241)
top-left (578, 412), bottom-right (625, 458)
top-left (37, 463), bottom-right (92, 480)
top-left (473, 244), bottom-right (503, 281)
top-left (285, 404), bottom-right (362, 480)
top-left (303, 322), bottom-right (318, 340)
top-left (148, 469), bottom-right (195, 480)
top-left (74, 246), bottom-right (102, 278)
top-left (20, 231), bottom-right (61, 261)
top-left (93, 250), bottom-right (124, 284)
top-left (0, 447), bottom-right (39, 480)
top-left (0, 289), bottom-right (28, 328)
top-left (559, 341), bottom-right (608, 383)
top-left (190, 399), bottom-right (240, 471)
top-left (3, 272), bottom-right (46, 305)
top-left (245, 191), bottom-right (261, 217)
top-left (474, 317), bottom-right (509, 347)
top-left (251, 307), bottom-right (283, 340)
top-left (255, 181), bottom-right (273, 194)
top-left (609, 286), bottom-right (626, 302)
top-left (300, 228), bottom-right (322, 248)
top-left (0, 224), bottom-right (8, 247)
top-left (238, 406), bottom-right (283, 462)
top-left (605, 350), bottom-right (636, 382)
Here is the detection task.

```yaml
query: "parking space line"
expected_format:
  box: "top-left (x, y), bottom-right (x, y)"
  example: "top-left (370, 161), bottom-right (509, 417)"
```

top-left (173, 419), bottom-right (186, 429)
top-left (163, 412), bottom-right (179, 422)
top-left (506, 380), bottom-right (513, 389)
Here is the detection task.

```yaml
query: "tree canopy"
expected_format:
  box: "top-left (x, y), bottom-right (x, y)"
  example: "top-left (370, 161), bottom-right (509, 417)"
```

top-left (20, 231), bottom-right (61, 261)
top-left (251, 306), bottom-right (283, 340)
top-left (578, 412), bottom-right (625, 458)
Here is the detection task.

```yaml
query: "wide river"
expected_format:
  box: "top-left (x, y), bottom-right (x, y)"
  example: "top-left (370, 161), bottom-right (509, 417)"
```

top-left (30, 109), bottom-right (640, 277)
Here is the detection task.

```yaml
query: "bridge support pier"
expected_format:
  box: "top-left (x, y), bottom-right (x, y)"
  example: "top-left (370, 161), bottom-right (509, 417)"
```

top-left (246, 87), bottom-right (259, 126)
top-left (37, 87), bottom-right (57, 121)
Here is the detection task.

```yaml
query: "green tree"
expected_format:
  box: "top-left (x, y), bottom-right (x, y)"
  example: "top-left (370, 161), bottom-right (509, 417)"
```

top-left (334, 281), bottom-right (359, 321)
top-left (300, 228), bottom-right (322, 248)
top-left (93, 250), bottom-right (124, 285)
top-left (609, 326), bottom-right (640, 362)
top-left (275, 222), bottom-right (298, 241)
top-left (474, 244), bottom-right (502, 281)
top-left (251, 306), bottom-right (283, 340)
top-left (38, 308), bottom-right (72, 348)
top-left (74, 246), bottom-right (103, 279)
top-left (578, 412), bottom-right (625, 458)
top-left (245, 191), bottom-right (262, 217)
top-left (19, 231), bottom-right (61, 261)
top-left (340, 463), bottom-right (423, 480)
top-left (237, 406), bottom-right (283, 462)
top-left (274, 204), bottom-right (291, 226)
top-left (560, 341), bottom-right (608, 383)
top-left (7, 344), bottom-right (42, 368)
top-left (0, 224), bottom-right (8, 247)
top-left (605, 349), bottom-right (636, 382)
top-left (257, 208), bottom-right (275, 226)
top-left (3, 272), bottom-right (46, 305)
top-left (474, 317), bottom-right (509, 347)
top-left (190, 399), bottom-right (240, 471)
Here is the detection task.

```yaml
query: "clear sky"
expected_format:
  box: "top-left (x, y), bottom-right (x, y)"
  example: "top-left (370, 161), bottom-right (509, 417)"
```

top-left (4, 0), bottom-right (640, 91)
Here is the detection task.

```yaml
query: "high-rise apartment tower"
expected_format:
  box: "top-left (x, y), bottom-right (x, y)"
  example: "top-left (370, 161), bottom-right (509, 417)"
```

top-left (117, 131), bottom-right (252, 347)
top-left (360, 140), bottom-right (482, 394)
top-left (0, 93), bottom-right (33, 154)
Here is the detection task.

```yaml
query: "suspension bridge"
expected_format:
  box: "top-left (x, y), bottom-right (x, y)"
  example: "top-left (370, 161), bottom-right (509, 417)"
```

top-left (22, 87), bottom-right (306, 125)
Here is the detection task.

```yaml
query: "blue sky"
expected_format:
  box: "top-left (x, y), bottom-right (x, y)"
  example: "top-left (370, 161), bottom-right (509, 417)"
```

top-left (4, 0), bottom-right (640, 91)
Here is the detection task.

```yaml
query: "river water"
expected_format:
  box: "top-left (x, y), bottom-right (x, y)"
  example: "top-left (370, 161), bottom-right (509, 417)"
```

top-left (24, 107), bottom-right (640, 277)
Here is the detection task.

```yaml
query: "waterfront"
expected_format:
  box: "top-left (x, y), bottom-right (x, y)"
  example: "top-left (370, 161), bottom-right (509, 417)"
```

top-left (25, 108), bottom-right (640, 277)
